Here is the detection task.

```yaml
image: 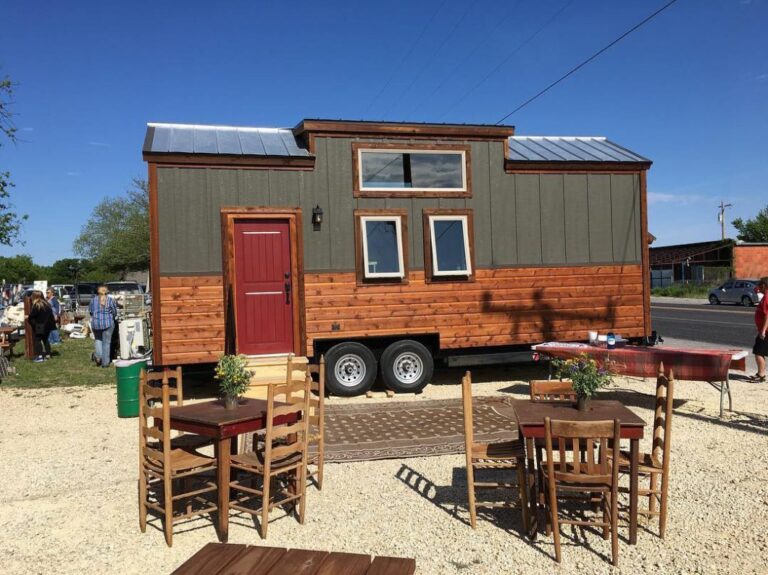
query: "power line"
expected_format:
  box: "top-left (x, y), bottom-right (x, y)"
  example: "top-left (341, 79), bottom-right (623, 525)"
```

top-left (363, 0), bottom-right (449, 118)
top-left (494, 0), bottom-right (681, 124)
top-left (407, 0), bottom-right (524, 118)
top-left (380, 2), bottom-right (474, 120)
top-left (438, 0), bottom-right (575, 121)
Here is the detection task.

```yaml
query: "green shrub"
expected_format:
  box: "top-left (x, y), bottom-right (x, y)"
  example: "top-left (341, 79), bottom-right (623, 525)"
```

top-left (214, 354), bottom-right (253, 398)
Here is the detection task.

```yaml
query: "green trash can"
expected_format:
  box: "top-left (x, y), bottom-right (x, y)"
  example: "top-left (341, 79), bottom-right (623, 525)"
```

top-left (115, 359), bottom-right (148, 418)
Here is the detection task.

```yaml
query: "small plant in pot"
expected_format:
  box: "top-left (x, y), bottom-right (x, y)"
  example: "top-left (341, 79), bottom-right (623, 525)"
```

top-left (215, 354), bottom-right (253, 409)
top-left (553, 354), bottom-right (614, 411)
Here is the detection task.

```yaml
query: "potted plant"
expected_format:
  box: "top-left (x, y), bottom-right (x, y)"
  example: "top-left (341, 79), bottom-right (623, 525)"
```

top-left (215, 354), bottom-right (253, 409)
top-left (553, 354), bottom-right (614, 411)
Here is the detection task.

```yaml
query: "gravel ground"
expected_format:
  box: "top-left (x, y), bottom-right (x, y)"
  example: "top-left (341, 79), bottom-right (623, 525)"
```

top-left (2, 362), bottom-right (767, 574)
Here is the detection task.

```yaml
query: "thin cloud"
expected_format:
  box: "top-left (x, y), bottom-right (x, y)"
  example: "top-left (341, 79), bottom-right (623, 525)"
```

top-left (756, 73), bottom-right (768, 81)
top-left (66, 171), bottom-right (81, 177)
top-left (21, 127), bottom-right (34, 132)
top-left (88, 141), bottom-right (110, 147)
top-left (648, 192), bottom-right (705, 206)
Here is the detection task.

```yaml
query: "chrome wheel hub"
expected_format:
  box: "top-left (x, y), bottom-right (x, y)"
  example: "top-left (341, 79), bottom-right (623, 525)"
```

top-left (335, 354), bottom-right (366, 387)
top-left (393, 352), bottom-right (423, 385)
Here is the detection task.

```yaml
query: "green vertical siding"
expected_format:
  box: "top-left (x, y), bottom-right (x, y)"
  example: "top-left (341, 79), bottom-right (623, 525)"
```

top-left (563, 174), bottom-right (590, 263)
top-left (540, 174), bottom-right (566, 264)
top-left (515, 174), bottom-right (543, 265)
top-left (155, 136), bottom-right (643, 274)
top-left (588, 174), bottom-right (614, 263)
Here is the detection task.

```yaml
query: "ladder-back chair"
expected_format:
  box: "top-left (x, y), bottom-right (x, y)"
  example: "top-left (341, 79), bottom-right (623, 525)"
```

top-left (143, 367), bottom-right (213, 452)
top-left (610, 365), bottom-right (675, 538)
top-left (138, 372), bottom-right (217, 547)
top-left (229, 372), bottom-right (311, 539)
top-left (543, 417), bottom-right (621, 566)
top-left (529, 380), bottom-right (577, 402)
top-left (462, 371), bottom-right (529, 530)
top-left (529, 380), bottom-right (578, 505)
top-left (307, 355), bottom-right (326, 490)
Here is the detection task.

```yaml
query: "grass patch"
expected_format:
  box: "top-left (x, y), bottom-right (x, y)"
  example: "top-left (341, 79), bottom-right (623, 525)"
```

top-left (3, 337), bottom-right (117, 389)
top-left (651, 284), bottom-right (712, 298)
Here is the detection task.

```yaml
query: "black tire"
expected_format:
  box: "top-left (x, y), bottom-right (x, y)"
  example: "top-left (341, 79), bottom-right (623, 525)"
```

top-left (709, 294), bottom-right (720, 305)
top-left (380, 340), bottom-right (434, 393)
top-left (742, 295), bottom-right (754, 307)
top-left (324, 342), bottom-right (377, 397)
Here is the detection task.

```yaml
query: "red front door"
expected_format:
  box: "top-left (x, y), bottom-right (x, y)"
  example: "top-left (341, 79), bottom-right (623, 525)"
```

top-left (233, 219), bottom-right (294, 355)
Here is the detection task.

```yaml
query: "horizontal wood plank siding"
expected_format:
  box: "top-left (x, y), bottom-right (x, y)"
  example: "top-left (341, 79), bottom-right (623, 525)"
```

top-left (304, 265), bottom-right (646, 356)
top-left (158, 265), bottom-right (647, 362)
top-left (159, 275), bottom-right (225, 365)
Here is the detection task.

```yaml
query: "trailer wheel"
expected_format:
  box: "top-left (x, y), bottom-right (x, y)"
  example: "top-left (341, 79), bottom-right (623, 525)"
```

top-left (324, 342), bottom-right (377, 397)
top-left (380, 340), bottom-right (434, 393)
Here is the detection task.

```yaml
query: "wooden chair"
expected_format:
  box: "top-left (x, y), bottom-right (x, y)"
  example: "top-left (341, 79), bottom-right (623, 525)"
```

top-left (543, 417), bottom-right (621, 566)
top-left (138, 374), bottom-right (217, 547)
top-left (529, 380), bottom-right (577, 504)
top-left (143, 367), bottom-right (213, 452)
top-left (229, 372), bottom-right (311, 538)
top-left (609, 365), bottom-right (674, 538)
top-left (529, 379), bottom-right (577, 402)
top-left (462, 371), bottom-right (529, 530)
top-left (306, 355), bottom-right (326, 490)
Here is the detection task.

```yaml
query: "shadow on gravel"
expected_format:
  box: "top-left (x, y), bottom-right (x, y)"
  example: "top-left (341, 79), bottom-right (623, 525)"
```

top-left (604, 387), bottom-right (768, 437)
top-left (395, 464), bottom-right (550, 559)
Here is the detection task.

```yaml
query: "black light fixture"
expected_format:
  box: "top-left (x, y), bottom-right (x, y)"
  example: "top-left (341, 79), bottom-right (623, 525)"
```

top-left (312, 205), bottom-right (324, 227)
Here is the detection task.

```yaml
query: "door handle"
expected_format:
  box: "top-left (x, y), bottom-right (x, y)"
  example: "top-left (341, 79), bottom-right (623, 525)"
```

top-left (285, 279), bottom-right (291, 304)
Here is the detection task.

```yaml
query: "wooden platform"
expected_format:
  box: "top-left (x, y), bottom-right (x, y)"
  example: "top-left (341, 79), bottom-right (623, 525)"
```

top-left (171, 543), bottom-right (416, 575)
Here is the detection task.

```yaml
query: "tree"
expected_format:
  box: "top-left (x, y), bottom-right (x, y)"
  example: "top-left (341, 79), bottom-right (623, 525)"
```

top-left (0, 254), bottom-right (42, 284)
top-left (73, 178), bottom-right (149, 277)
top-left (732, 205), bottom-right (768, 243)
top-left (0, 74), bottom-right (28, 246)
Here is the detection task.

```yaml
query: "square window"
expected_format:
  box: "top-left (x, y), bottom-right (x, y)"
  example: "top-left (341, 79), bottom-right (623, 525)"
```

top-left (355, 212), bottom-right (408, 283)
top-left (423, 210), bottom-right (474, 281)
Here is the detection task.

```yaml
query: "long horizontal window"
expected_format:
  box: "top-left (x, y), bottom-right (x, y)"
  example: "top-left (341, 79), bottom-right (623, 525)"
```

top-left (359, 215), bottom-right (406, 280)
top-left (354, 144), bottom-right (470, 197)
top-left (423, 209), bottom-right (474, 281)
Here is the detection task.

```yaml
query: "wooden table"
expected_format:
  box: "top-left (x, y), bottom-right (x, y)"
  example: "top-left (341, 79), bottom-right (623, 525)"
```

top-left (171, 543), bottom-right (416, 575)
top-left (533, 342), bottom-right (745, 416)
top-left (168, 399), bottom-right (295, 543)
top-left (0, 324), bottom-right (19, 357)
top-left (511, 399), bottom-right (646, 544)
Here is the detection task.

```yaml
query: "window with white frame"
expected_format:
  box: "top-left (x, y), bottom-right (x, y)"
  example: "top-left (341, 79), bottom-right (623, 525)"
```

top-left (428, 214), bottom-right (472, 277)
top-left (357, 148), bottom-right (467, 193)
top-left (360, 215), bottom-right (405, 279)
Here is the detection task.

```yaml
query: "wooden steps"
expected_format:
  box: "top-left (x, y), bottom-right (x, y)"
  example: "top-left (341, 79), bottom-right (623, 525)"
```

top-left (243, 355), bottom-right (309, 399)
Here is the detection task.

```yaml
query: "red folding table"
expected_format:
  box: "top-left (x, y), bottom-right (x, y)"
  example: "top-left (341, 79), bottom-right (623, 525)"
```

top-left (532, 343), bottom-right (748, 417)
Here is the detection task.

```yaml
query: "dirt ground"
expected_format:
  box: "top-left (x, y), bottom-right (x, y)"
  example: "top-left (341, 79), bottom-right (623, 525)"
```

top-left (1, 364), bottom-right (767, 574)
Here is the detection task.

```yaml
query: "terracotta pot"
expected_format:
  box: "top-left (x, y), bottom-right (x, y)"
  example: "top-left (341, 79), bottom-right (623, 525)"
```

top-left (224, 395), bottom-right (239, 410)
top-left (577, 395), bottom-right (589, 412)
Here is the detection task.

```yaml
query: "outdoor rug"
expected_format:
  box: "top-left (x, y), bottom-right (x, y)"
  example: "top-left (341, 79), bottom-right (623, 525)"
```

top-left (322, 397), bottom-right (518, 463)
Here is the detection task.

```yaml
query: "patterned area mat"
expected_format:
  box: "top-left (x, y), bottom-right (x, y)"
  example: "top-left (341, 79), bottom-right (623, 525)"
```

top-left (323, 397), bottom-right (518, 462)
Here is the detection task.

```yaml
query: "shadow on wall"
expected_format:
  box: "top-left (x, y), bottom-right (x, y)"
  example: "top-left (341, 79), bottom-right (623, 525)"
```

top-left (480, 287), bottom-right (618, 342)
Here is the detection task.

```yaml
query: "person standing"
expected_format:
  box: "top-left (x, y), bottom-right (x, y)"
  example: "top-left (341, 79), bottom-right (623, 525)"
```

top-left (750, 277), bottom-right (768, 383)
top-left (89, 285), bottom-right (117, 368)
top-left (46, 288), bottom-right (62, 345)
top-left (27, 291), bottom-right (56, 362)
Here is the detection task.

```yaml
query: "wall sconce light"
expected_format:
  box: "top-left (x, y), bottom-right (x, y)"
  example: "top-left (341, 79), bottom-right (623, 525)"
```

top-left (312, 205), bottom-right (324, 229)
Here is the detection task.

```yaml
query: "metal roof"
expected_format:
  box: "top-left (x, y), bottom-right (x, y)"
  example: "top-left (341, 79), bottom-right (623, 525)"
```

top-left (143, 123), bottom-right (311, 157)
top-left (508, 136), bottom-right (649, 163)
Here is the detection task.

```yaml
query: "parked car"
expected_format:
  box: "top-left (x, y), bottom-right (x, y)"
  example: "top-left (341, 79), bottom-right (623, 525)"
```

top-left (708, 279), bottom-right (764, 306)
top-left (74, 283), bottom-right (100, 308)
top-left (106, 281), bottom-right (151, 307)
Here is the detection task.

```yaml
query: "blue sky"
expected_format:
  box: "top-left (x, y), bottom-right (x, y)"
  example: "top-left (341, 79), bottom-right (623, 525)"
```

top-left (2, 0), bottom-right (766, 265)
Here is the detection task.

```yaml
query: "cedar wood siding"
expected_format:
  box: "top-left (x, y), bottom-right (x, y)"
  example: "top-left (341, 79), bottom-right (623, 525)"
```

top-left (151, 137), bottom-right (647, 365)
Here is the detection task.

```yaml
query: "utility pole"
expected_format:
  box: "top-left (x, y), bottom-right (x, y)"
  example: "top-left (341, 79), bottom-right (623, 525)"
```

top-left (718, 201), bottom-right (733, 240)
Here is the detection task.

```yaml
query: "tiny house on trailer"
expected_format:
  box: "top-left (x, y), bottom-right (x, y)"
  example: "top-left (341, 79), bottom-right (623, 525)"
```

top-left (143, 120), bottom-right (652, 396)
